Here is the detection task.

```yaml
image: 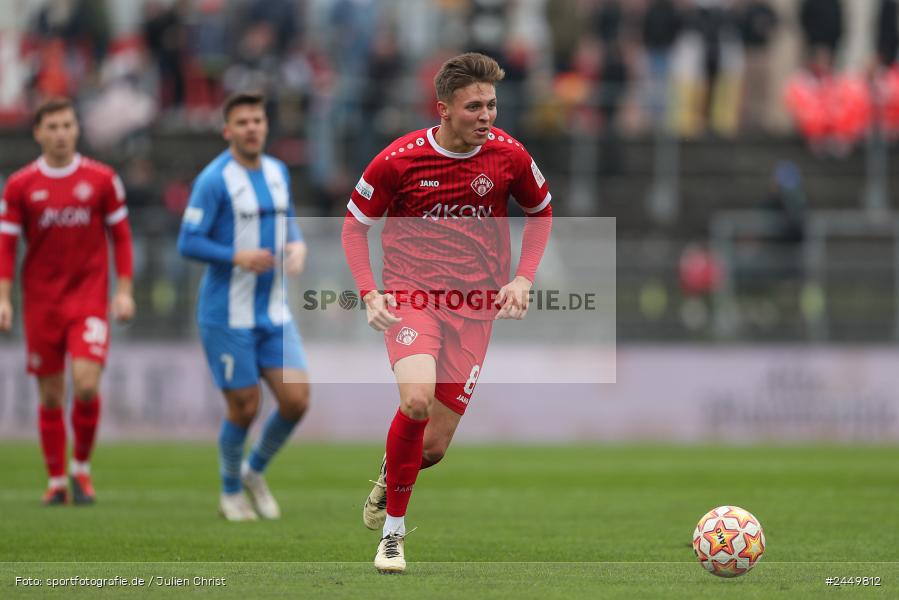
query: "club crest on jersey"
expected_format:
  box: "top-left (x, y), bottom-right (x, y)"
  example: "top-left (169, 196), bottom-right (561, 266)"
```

top-left (73, 181), bottom-right (94, 202)
top-left (30, 190), bottom-right (48, 203)
top-left (471, 173), bottom-right (494, 197)
top-left (396, 327), bottom-right (418, 346)
top-left (419, 180), bottom-right (440, 188)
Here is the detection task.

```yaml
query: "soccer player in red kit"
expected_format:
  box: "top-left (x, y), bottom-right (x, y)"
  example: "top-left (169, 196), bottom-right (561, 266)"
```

top-left (341, 53), bottom-right (552, 573)
top-left (0, 98), bottom-right (135, 505)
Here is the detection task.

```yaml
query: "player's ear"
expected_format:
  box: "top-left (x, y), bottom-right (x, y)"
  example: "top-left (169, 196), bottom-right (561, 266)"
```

top-left (436, 100), bottom-right (449, 121)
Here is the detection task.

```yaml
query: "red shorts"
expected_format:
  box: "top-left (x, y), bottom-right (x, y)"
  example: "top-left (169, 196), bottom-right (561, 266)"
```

top-left (384, 305), bottom-right (492, 415)
top-left (23, 308), bottom-right (109, 376)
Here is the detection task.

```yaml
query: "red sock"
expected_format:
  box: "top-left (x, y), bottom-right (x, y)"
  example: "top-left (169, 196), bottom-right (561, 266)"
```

top-left (72, 395), bottom-right (101, 462)
top-left (385, 408), bottom-right (428, 518)
top-left (38, 406), bottom-right (67, 478)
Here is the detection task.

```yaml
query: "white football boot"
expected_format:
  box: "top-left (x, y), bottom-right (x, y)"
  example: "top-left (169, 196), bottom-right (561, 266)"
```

top-left (241, 464), bottom-right (281, 519)
top-left (374, 531), bottom-right (408, 574)
top-left (362, 454), bottom-right (387, 530)
top-left (219, 491), bottom-right (259, 521)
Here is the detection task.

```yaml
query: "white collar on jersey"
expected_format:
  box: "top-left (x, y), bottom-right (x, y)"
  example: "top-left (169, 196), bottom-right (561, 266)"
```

top-left (426, 126), bottom-right (482, 159)
top-left (37, 153), bottom-right (82, 178)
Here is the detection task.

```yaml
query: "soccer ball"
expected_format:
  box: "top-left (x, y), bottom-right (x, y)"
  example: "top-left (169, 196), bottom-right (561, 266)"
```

top-left (692, 505), bottom-right (765, 578)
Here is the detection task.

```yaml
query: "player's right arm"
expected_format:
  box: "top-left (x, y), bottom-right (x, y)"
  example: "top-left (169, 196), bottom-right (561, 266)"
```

top-left (341, 150), bottom-right (401, 331)
top-left (177, 169), bottom-right (273, 273)
top-left (0, 177), bottom-right (23, 331)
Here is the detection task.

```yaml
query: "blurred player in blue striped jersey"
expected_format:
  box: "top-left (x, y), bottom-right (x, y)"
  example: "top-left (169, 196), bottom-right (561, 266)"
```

top-left (178, 92), bottom-right (310, 521)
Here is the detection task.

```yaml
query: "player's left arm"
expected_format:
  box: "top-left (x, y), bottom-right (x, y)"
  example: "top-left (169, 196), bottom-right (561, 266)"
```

top-left (282, 163), bottom-right (307, 276)
top-left (496, 146), bottom-right (553, 321)
top-left (104, 173), bottom-right (135, 322)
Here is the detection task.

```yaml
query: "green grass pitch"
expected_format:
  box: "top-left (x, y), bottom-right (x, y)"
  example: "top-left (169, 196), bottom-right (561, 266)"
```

top-left (1, 443), bottom-right (897, 598)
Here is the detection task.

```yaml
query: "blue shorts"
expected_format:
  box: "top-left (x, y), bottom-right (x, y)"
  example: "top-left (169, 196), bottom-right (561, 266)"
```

top-left (199, 322), bottom-right (307, 390)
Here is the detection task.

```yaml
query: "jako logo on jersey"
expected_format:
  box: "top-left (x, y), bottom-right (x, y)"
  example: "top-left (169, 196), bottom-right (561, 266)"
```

top-left (73, 181), bottom-right (94, 202)
top-left (419, 180), bottom-right (440, 188)
top-left (396, 327), bottom-right (418, 346)
top-left (455, 394), bottom-right (470, 406)
top-left (30, 190), bottom-right (48, 202)
top-left (471, 173), bottom-right (494, 197)
top-left (355, 175), bottom-right (374, 200)
top-left (421, 203), bottom-right (493, 220)
top-left (38, 207), bottom-right (90, 229)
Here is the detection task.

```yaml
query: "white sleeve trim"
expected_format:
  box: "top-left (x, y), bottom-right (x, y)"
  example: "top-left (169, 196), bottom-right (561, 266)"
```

top-left (347, 199), bottom-right (380, 226)
top-left (0, 222), bottom-right (21, 236)
top-left (105, 206), bottom-right (129, 226)
top-left (520, 191), bottom-right (552, 214)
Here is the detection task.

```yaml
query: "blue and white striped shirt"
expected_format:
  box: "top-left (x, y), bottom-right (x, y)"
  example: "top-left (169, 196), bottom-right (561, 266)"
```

top-left (178, 151), bottom-right (302, 329)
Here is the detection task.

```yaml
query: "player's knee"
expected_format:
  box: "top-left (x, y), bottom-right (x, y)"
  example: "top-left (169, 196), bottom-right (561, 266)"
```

top-left (39, 389), bottom-right (66, 409)
top-left (400, 391), bottom-right (431, 420)
top-left (227, 390), bottom-right (259, 426)
top-left (280, 383), bottom-right (309, 421)
top-left (72, 378), bottom-right (100, 402)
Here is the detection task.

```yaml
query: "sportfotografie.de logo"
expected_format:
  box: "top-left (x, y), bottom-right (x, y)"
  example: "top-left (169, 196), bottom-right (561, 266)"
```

top-left (300, 289), bottom-right (598, 312)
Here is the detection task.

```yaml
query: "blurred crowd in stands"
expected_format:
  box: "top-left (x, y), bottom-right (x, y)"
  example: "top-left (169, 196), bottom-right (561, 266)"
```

top-left (0, 1), bottom-right (896, 142)
top-left (0, 0), bottom-right (896, 207)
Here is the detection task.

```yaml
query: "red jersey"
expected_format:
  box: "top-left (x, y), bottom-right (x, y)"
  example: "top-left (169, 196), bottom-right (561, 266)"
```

top-left (347, 126), bottom-right (551, 319)
top-left (0, 154), bottom-right (131, 316)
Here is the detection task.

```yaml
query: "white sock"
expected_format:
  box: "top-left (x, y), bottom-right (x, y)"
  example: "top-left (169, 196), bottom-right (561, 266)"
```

top-left (383, 514), bottom-right (405, 537)
top-left (241, 460), bottom-right (264, 478)
top-left (48, 476), bottom-right (67, 489)
top-left (70, 459), bottom-right (90, 476)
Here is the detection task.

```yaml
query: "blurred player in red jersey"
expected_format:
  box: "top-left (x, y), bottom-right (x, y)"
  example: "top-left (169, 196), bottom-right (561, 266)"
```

top-left (341, 53), bottom-right (552, 573)
top-left (0, 98), bottom-right (135, 505)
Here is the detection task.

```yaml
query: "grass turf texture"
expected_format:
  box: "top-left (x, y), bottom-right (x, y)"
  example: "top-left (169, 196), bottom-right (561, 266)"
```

top-left (1, 444), bottom-right (896, 599)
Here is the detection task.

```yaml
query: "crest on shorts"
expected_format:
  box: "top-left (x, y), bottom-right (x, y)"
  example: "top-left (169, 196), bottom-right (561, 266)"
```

top-left (396, 327), bottom-right (418, 346)
top-left (29, 353), bottom-right (42, 369)
top-left (471, 174), bottom-right (494, 197)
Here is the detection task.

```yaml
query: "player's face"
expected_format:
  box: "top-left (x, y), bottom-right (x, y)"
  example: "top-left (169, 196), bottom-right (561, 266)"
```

top-left (438, 82), bottom-right (497, 150)
top-left (224, 104), bottom-right (268, 160)
top-left (33, 109), bottom-right (79, 163)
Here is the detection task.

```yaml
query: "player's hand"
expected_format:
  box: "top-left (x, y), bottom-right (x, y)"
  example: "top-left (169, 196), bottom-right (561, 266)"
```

top-left (363, 291), bottom-right (402, 332)
top-left (284, 241), bottom-right (307, 276)
top-left (111, 292), bottom-right (135, 322)
top-left (495, 275), bottom-right (532, 320)
top-left (234, 249), bottom-right (275, 273)
top-left (0, 299), bottom-right (13, 331)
